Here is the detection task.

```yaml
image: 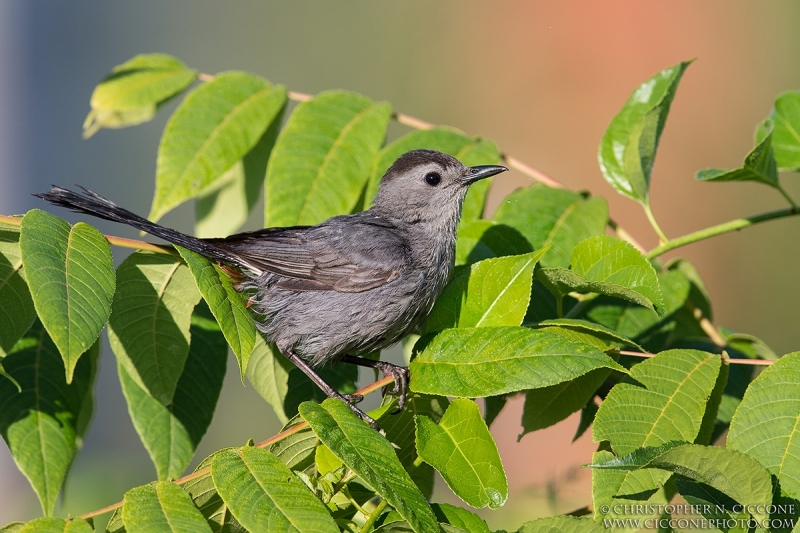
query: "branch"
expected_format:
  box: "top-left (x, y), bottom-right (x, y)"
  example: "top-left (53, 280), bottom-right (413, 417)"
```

top-left (77, 375), bottom-right (395, 521)
top-left (647, 206), bottom-right (800, 259)
top-left (618, 350), bottom-right (774, 366)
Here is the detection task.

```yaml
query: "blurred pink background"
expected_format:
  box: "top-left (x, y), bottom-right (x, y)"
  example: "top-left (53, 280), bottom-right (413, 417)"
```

top-left (1, 2), bottom-right (798, 530)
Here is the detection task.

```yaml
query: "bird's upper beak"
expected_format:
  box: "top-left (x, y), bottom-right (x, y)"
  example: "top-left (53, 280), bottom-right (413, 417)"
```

top-left (459, 165), bottom-right (509, 185)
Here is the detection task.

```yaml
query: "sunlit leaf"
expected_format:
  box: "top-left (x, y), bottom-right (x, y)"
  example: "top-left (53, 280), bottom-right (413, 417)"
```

top-left (83, 54), bottom-right (197, 138)
top-left (598, 61), bottom-right (692, 204)
top-left (416, 399), bottom-right (508, 509)
top-left (767, 91), bottom-right (800, 171)
top-left (108, 252), bottom-right (201, 405)
top-left (266, 90), bottom-right (391, 226)
top-left (697, 122), bottom-right (780, 191)
top-left (431, 504), bottom-right (491, 533)
top-left (211, 446), bottom-right (338, 533)
top-left (246, 335), bottom-right (294, 424)
top-left (122, 481), bottom-right (212, 533)
top-left (300, 399), bottom-right (439, 533)
top-left (0, 323), bottom-right (98, 515)
top-left (17, 517), bottom-right (93, 533)
top-left (19, 210), bottom-right (115, 382)
top-left (150, 72), bottom-right (287, 221)
top-left (516, 516), bottom-right (606, 533)
top-left (184, 450), bottom-right (246, 533)
top-left (410, 326), bottom-right (624, 398)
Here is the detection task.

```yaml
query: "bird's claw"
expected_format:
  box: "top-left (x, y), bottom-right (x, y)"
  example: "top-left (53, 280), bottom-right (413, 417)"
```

top-left (342, 393), bottom-right (364, 404)
top-left (373, 362), bottom-right (409, 414)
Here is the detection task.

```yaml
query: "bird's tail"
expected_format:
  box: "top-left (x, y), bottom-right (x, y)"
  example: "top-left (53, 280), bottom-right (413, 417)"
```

top-left (34, 186), bottom-right (255, 271)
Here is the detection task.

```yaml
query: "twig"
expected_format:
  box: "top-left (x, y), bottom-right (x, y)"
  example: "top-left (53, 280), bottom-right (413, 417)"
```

top-left (618, 350), bottom-right (774, 366)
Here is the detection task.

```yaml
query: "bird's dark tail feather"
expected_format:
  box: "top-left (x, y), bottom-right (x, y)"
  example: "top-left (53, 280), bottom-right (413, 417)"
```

top-left (34, 186), bottom-right (256, 271)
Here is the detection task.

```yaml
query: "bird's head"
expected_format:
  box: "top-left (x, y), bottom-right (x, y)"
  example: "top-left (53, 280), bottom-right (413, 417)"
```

top-left (371, 149), bottom-right (508, 225)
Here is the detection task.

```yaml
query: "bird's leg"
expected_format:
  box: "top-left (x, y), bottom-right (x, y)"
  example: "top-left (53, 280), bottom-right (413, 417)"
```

top-left (340, 355), bottom-right (409, 414)
top-left (277, 346), bottom-right (379, 430)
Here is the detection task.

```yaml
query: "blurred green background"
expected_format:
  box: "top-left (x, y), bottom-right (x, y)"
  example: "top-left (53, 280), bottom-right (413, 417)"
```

top-left (1, 1), bottom-right (799, 530)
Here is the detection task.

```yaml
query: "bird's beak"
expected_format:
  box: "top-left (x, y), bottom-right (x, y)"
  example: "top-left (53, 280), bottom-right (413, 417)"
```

top-left (460, 165), bottom-right (508, 185)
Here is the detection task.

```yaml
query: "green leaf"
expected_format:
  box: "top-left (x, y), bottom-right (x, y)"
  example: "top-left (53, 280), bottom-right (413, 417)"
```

top-left (17, 517), bottom-right (93, 533)
top-left (269, 419), bottom-right (319, 476)
top-left (571, 235), bottom-right (665, 313)
top-left (410, 326), bottom-right (624, 398)
top-left (493, 185), bottom-right (608, 269)
top-left (769, 91), bottom-right (800, 171)
top-left (591, 443), bottom-right (773, 523)
top-left (266, 90), bottom-right (391, 226)
top-left (83, 53), bottom-right (197, 138)
top-left (727, 352), bottom-right (800, 500)
top-left (0, 322), bottom-right (98, 515)
top-left (108, 252), bottom-right (201, 405)
top-left (537, 267), bottom-right (657, 312)
top-left (246, 335), bottom-right (294, 424)
top-left (0, 224), bottom-right (35, 360)
top-left (519, 367), bottom-right (611, 439)
top-left (696, 122), bottom-right (780, 190)
top-left (0, 523), bottom-right (24, 532)
top-left (150, 72), bottom-right (287, 221)
top-left (20, 210), bottom-right (115, 382)
top-left (183, 450), bottom-right (246, 533)
top-left (195, 109), bottom-right (283, 238)
top-left (431, 504), bottom-right (490, 533)
top-left (424, 250), bottom-right (546, 333)
top-left (455, 220), bottom-right (532, 266)
top-left (598, 61), bottom-right (691, 204)
top-left (176, 247), bottom-right (256, 378)
top-left (211, 446), bottom-right (338, 533)
top-left (283, 363), bottom-right (358, 421)
top-left (118, 303), bottom-right (227, 480)
top-left (122, 481), bottom-right (212, 533)
top-left (299, 399), bottom-right (440, 533)
top-left (364, 127), bottom-right (499, 212)
top-left (377, 393), bottom-right (449, 499)
top-left (593, 349), bottom-right (721, 455)
top-left (416, 399), bottom-right (508, 509)
top-left (516, 516), bottom-right (606, 533)
top-left (534, 319), bottom-right (643, 351)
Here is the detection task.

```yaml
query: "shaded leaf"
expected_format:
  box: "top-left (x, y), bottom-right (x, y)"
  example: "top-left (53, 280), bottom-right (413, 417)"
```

top-left (270, 418), bottom-right (319, 476)
top-left (122, 481), bottom-right (212, 533)
top-left (424, 250), bottom-right (546, 333)
top-left (593, 349), bottom-right (721, 455)
top-left (483, 395), bottom-right (508, 428)
top-left (267, 90), bottom-right (391, 227)
top-left (20, 210), bottom-right (115, 382)
top-left (573, 400), bottom-right (598, 442)
top-left (431, 504), bottom-right (491, 533)
top-left (109, 252), bottom-right (201, 405)
top-left (177, 247), bottom-right (256, 378)
top-left (283, 363), bottom-right (358, 421)
top-left (416, 399), bottom-right (508, 509)
top-left (727, 352), bottom-right (800, 500)
top-left (184, 450), bottom-right (246, 533)
top-left (768, 91), bottom-right (800, 171)
top-left (571, 235), bottom-right (664, 313)
top-left (520, 367), bottom-right (611, 439)
top-left (493, 185), bottom-right (608, 268)
top-left (697, 122), bottom-right (780, 190)
top-left (195, 103), bottom-right (284, 238)
top-left (17, 517), bottom-right (93, 533)
top-left (246, 335), bottom-right (294, 424)
top-left (0, 322), bottom-right (98, 515)
top-left (150, 72), bottom-right (287, 221)
top-left (410, 326), bottom-right (624, 398)
top-left (534, 319), bottom-right (643, 351)
top-left (84, 53), bottom-right (196, 137)
top-left (211, 446), bottom-right (338, 533)
top-left (365, 127), bottom-right (499, 212)
top-left (455, 220), bottom-right (532, 266)
top-left (300, 399), bottom-right (439, 533)
top-left (0, 223), bottom-right (35, 359)
top-left (118, 303), bottom-right (227, 480)
top-left (598, 61), bottom-right (691, 203)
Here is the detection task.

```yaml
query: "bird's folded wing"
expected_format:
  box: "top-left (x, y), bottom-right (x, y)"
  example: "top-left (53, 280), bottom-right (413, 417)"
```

top-left (208, 218), bottom-right (407, 293)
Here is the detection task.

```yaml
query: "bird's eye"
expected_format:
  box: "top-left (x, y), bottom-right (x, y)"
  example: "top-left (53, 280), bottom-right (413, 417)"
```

top-left (424, 172), bottom-right (441, 186)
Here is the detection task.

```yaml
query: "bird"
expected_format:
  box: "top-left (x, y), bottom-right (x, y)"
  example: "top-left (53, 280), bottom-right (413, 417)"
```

top-left (36, 149), bottom-right (508, 428)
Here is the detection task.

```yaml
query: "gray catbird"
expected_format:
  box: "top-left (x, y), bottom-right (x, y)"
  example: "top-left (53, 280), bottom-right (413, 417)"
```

top-left (36, 149), bottom-right (507, 428)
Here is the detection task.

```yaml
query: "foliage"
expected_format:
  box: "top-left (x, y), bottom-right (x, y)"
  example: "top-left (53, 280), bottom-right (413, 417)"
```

top-left (1, 54), bottom-right (800, 532)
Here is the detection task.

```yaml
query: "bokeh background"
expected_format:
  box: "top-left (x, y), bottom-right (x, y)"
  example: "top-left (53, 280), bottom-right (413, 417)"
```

top-left (1, 1), bottom-right (799, 530)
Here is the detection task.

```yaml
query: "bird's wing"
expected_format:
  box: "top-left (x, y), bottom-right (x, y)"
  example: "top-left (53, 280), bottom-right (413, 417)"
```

top-left (208, 216), bottom-right (408, 293)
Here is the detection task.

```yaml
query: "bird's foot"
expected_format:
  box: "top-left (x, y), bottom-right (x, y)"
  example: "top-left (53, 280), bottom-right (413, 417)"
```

top-left (328, 390), bottom-right (378, 430)
top-left (341, 393), bottom-right (364, 404)
top-left (372, 361), bottom-right (410, 414)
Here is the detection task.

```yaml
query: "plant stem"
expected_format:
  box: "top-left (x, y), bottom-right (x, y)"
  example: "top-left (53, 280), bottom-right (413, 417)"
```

top-left (777, 183), bottom-right (799, 210)
top-left (617, 350), bottom-right (774, 366)
top-left (359, 498), bottom-right (389, 532)
top-left (643, 202), bottom-right (669, 244)
top-left (647, 206), bottom-right (800, 259)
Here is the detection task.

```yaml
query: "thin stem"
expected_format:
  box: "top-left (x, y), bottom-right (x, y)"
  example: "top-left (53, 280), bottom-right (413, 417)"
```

top-left (777, 183), bottom-right (799, 210)
top-left (618, 350), bottom-right (775, 366)
top-left (78, 375), bottom-right (396, 520)
top-left (647, 206), bottom-right (800, 259)
top-left (359, 498), bottom-right (389, 532)
top-left (643, 203), bottom-right (669, 244)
